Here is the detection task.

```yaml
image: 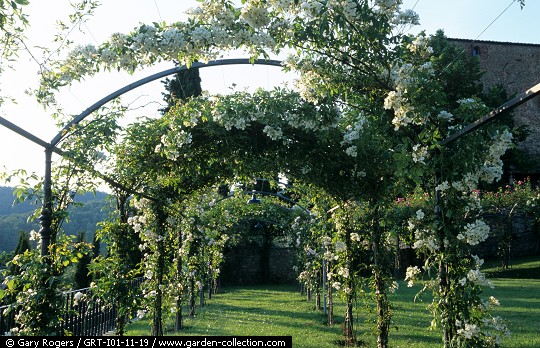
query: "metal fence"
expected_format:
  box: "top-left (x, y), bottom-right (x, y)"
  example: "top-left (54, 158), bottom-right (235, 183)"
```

top-left (0, 304), bottom-right (14, 336)
top-left (0, 277), bottom-right (143, 336)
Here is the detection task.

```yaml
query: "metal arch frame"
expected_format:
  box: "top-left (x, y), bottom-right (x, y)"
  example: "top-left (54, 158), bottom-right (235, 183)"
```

top-left (0, 58), bottom-right (282, 154)
top-left (440, 81), bottom-right (540, 146)
top-left (215, 189), bottom-right (312, 214)
top-left (3, 58), bottom-right (282, 256)
top-left (50, 58), bottom-right (282, 148)
top-left (1, 58), bottom-right (538, 256)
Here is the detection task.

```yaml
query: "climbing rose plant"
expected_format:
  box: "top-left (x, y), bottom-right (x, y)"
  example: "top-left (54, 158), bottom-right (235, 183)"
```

top-left (27, 1), bottom-right (523, 346)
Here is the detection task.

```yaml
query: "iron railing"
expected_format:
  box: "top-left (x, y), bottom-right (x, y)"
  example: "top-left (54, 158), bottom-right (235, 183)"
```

top-left (0, 277), bottom-right (144, 336)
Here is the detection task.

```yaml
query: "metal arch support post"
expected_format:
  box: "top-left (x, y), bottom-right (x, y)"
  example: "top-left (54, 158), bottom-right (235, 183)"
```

top-left (35, 58), bottom-right (283, 257)
top-left (322, 258), bottom-right (327, 315)
top-left (434, 81), bottom-right (540, 345)
top-left (40, 147), bottom-right (54, 256)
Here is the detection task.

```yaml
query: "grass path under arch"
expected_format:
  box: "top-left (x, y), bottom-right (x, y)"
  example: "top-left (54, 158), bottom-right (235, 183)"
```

top-left (126, 257), bottom-right (540, 347)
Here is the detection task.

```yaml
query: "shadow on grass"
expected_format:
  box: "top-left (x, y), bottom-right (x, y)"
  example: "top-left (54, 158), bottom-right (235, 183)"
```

top-left (483, 255), bottom-right (540, 279)
top-left (391, 333), bottom-right (440, 345)
top-left (485, 265), bottom-right (540, 278)
top-left (126, 266), bottom-right (540, 347)
top-left (173, 302), bottom-right (334, 333)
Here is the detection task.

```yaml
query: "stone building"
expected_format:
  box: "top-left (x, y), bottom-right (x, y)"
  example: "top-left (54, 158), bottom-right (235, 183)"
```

top-left (449, 38), bottom-right (540, 178)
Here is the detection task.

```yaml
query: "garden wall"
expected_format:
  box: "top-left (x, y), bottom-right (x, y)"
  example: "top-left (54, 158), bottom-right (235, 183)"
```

top-left (220, 246), bottom-right (297, 286)
top-left (220, 214), bottom-right (539, 286)
top-left (400, 212), bottom-right (539, 270)
top-left (476, 212), bottom-right (540, 260)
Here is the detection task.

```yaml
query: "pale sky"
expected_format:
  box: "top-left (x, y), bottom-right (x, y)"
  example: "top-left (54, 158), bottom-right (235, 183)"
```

top-left (0, 0), bottom-right (538, 185)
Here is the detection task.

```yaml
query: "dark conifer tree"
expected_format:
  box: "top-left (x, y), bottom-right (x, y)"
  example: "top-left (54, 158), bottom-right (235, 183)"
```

top-left (7, 230), bottom-right (31, 275)
top-left (13, 230), bottom-right (31, 255)
top-left (74, 232), bottom-right (92, 289)
top-left (3, 231), bottom-right (31, 305)
top-left (160, 63), bottom-right (202, 114)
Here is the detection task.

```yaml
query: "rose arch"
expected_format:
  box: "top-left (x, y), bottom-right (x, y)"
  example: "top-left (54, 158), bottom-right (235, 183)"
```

top-left (2, 55), bottom-right (391, 338)
top-left (2, 1), bottom-right (539, 345)
top-left (38, 58), bottom-right (283, 256)
top-left (85, 70), bottom-right (393, 337)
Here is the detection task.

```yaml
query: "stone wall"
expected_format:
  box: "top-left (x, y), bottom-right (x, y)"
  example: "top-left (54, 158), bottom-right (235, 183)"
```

top-left (219, 214), bottom-right (540, 285)
top-left (448, 38), bottom-right (540, 172)
top-left (476, 212), bottom-right (540, 260)
top-left (220, 246), bottom-right (297, 286)
top-left (399, 212), bottom-right (539, 268)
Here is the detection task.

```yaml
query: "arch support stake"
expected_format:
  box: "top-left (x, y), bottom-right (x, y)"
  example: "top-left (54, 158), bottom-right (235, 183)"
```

top-left (39, 147), bottom-right (53, 256)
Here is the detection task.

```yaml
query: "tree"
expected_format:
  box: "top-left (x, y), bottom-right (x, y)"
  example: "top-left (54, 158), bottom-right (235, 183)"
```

top-left (13, 230), bottom-right (31, 255)
top-left (160, 65), bottom-right (202, 114)
top-left (7, 230), bottom-right (31, 274)
top-left (1, 231), bottom-right (30, 306)
top-left (0, 0), bottom-right (28, 81)
top-left (73, 232), bottom-right (92, 289)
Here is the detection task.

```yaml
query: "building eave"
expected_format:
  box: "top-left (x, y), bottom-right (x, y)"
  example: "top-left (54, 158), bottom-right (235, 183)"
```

top-left (448, 37), bottom-right (540, 48)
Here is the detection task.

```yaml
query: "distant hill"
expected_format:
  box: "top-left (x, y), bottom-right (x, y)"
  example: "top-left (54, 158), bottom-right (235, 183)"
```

top-left (0, 187), bottom-right (112, 252)
top-left (0, 186), bottom-right (37, 215)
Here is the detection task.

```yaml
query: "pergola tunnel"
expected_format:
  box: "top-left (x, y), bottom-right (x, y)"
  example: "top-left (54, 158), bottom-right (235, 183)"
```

top-left (1, 55), bottom-right (540, 344)
top-left (2, 1), bottom-right (540, 346)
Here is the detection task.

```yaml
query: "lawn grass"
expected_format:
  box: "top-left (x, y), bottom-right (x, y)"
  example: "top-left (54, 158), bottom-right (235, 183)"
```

top-left (126, 256), bottom-right (540, 347)
top-left (484, 279), bottom-right (540, 348)
top-left (483, 254), bottom-right (540, 278)
top-left (127, 285), bottom-right (345, 347)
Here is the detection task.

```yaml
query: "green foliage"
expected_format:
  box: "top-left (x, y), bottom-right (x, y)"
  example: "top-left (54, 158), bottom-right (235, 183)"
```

top-left (0, 234), bottom-right (91, 335)
top-left (427, 30), bottom-right (483, 106)
top-left (7, 230), bottom-right (31, 274)
top-left (8, 0), bottom-right (533, 345)
top-left (73, 232), bottom-right (93, 289)
top-left (481, 179), bottom-right (534, 214)
top-left (0, 250), bottom-right (13, 266)
top-left (90, 219), bottom-right (142, 336)
top-left (0, 0), bottom-right (28, 74)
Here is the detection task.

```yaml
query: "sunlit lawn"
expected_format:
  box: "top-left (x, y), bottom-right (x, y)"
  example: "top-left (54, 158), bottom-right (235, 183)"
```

top-left (126, 256), bottom-right (540, 347)
top-left (385, 277), bottom-right (540, 348)
top-left (128, 285), bottom-right (345, 347)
